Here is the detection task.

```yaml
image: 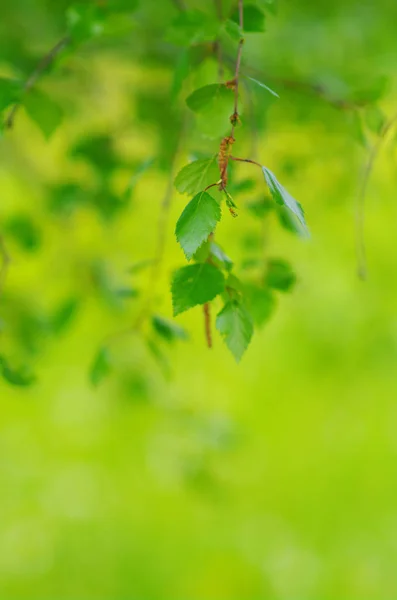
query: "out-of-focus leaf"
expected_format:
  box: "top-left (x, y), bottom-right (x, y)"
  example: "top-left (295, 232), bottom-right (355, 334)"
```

top-left (364, 104), bottom-right (386, 135)
top-left (90, 347), bottom-right (111, 387)
top-left (48, 184), bottom-right (88, 216)
top-left (346, 110), bottom-right (367, 147)
top-left (256, 0), bottom-right (278, 14)
top-left (262, 166), bottom-right (309, 235)
top-left (216, 301), bottom-right (253, 362)
top-left (175, 191), bottom-right (221, 260)
top-left (128, 259), bottom-right (154, 274)
top-left (186, 84), bottom-right (231, 113)
top-left (210, 242), bottom-right (233, 272)
top-left (4, 215), bottom-right (41, 251)
top-left (175, 155), bottom-right (218, 196)
top-left (352, 76), bottom-right (388, 103)
top-left (166, 10), bottom-right (219, 47)
top-left (0, 355), bottom-right (35, 387)
top-left (247, 77), bottom-right (279, 98)
top-left (171, 263), bottom-right (225, 316)
top-left (123, 158), bottom-right (154, 202)
top-left (224, 19), bottom-right (242, 41)
top-left (0, 78), bottom-right (22, 112)
top-left (265, 258), bottom-right (296, 292)
top-left (66, 3), bottom-right (105, 43)
top-left (247, 197), bottom-right (274, 218)
top-left (232, 4), bottom-right (266, 32)
top-left (171, 49), bottom-right (191, 100)
top-left (152, 315), bottom-right (188, 343)
top-left (24, 89), bottom-right (63, 139)
top-left (246, 283), bottom-right (275, 326)
top-left (51, 297), bottom-right (80, 334)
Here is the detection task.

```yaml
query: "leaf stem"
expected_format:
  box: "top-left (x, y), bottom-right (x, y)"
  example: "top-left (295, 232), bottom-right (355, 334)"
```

top-left (230, 155), bottom-right (262, 168)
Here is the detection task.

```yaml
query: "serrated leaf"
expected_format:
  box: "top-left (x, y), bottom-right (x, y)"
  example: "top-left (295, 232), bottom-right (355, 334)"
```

top-left (262, 166), bottom-right (309, 235)
top-left (171, 263), bottom-right (225, 316)
top-left (175, 191), bottom-right (221, 260)
top-left (210, 242), bottom-right (233, 271)
top-left (90, 347), bottom-right (111, 387)
top-left (186, 84), bottom-right (231, 113)
top-left (216, 301), bottom-right (253, 362)
top-left (232, 4), bottom-right (266, 32)
top-left (175, 155), bottom-right (218, 195)
top-left (24, 89), bottom-right (63, 139)
top-left (0, 77), bottom-right (22, 112)
top-left (0, 356), bottom-right (35, 387)
top-left (152, 315), bottom-right (188, 343)
top-left (247, 77), bottom-right (279, 98)
top-left (246, 284), bottom-right (275, 326)
top-left (266, 258), bottom-right (296, 292)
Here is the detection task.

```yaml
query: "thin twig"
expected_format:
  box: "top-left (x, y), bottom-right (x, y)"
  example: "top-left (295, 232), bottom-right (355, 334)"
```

top-left (0, 233), bottom-right (11, 298)
top-left (355, 109), bottom-right (397, 279)
top-left (5, 36), bottom-right (69, 129)
top-left (230, 155), bottom-right (262, 168)
top-left (203, 302), bottom-right (212, 348)
top-left (230, 0), bottom-right (244, 139)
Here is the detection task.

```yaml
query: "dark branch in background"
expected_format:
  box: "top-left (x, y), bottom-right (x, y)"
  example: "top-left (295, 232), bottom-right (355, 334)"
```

top-left (355, 109), bottom-right (397, 279)
top-left (0, 234), bottom-right (10, 298)
top-left (4, 36), bottom-right (70, 129)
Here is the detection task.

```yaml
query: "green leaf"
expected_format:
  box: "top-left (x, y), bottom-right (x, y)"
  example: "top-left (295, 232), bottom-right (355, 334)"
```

top-left (262, 166), bottom-right (309, 235)
top-left (266, 258), bottom-right (296, 292)
top-left (51, 297), bottom-right (80, 334)
top-left (152, 315), bottom-right (188, 343)
top-left (232, 4), bottom-right (266, 32)
top-left (175, 155), bottom-right (219, 196)
top-left (166, 10), bottom-right (219, 47)
top-left (216, 301), bottom-right (254, 362)
top-left (364, 104), bottom-right (386, 135)
top-left (24, 89), bottom-right (63, 139)
top-left (0, 78), bottom-right (22, 112)
top-left (171, 49), bottom-right (191, 99)
top-left (186, 84), bottom-right (231, 113)
top-left (90, 347), bottom-right (111, 387)
top-left (175, 191), bottom-right (221, 260)
top-left (0, 356), bottom-right (35, 387)
top-left (256, 0), bottom-right (278, 15)
top-left (224, 19), bottom-right (242, 41)
top-left (210, 242), bottom-right (233, 272)
top-left (247, 77), bottom-right (279, 98)
top-left (171, 263), bottom-right (225, 316)
top-left (4, 214), bottom-right (41, 251)
top-left (66, 3), bottom-right (105, 43)
top-left (246, 284), bottom-right (275, 326)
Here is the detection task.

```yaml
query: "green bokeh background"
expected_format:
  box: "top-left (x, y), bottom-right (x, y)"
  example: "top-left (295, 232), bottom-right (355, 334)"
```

top-left (1, 0), bottom-right (397, 598)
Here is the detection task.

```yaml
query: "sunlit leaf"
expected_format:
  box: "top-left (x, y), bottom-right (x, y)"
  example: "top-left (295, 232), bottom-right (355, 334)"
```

top-left (175, 191), bottom-right (221, 260)
top-left (175, 155), bottom-right (218, 196)
top-left (262, 166), bottom-right (309, 235)
top-left (216, 301), bottom-right (253, 362)
top-left (171, 263), bottom-right (225, 316)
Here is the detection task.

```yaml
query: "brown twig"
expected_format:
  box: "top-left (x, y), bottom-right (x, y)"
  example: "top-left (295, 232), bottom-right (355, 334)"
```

top-left (203, 302), bottom-right (212, 348)
top-left (355, 109), bottom-right (397, 279)
top-left (4, 36), bottom-right (69, 129)
top-left (230, 155), bottom-right (262, 168)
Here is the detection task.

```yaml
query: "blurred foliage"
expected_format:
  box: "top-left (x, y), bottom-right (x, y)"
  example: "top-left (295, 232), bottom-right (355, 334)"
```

top-left (1, 0), bottom-right (397, 598)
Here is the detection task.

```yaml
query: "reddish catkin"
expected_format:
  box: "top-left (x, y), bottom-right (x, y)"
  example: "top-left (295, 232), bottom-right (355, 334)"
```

top-left (218, 135), bottom-right (235, 189)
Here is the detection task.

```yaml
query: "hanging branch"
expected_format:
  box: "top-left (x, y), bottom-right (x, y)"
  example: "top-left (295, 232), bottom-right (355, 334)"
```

top-left (4, 36), bottom-right (69, 129)
top-left (355, 109), bottom-right (397, 279)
